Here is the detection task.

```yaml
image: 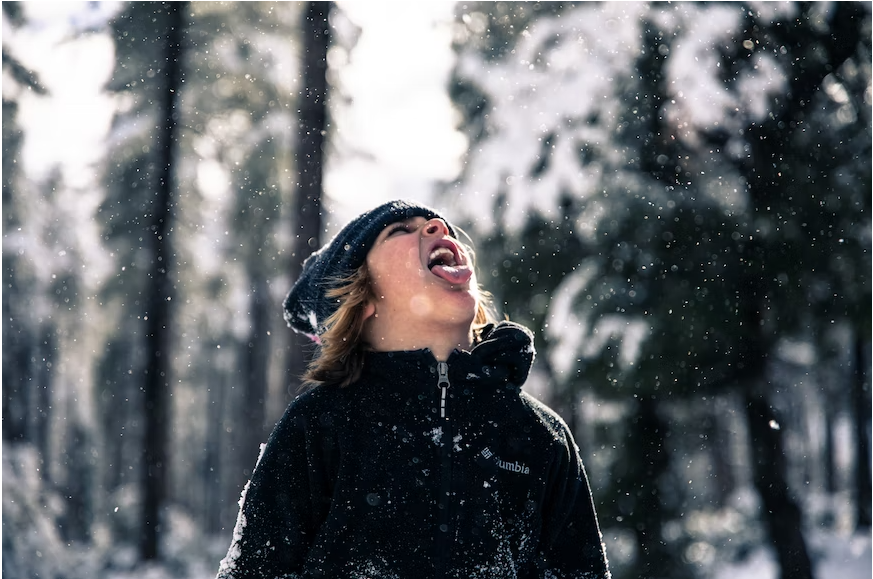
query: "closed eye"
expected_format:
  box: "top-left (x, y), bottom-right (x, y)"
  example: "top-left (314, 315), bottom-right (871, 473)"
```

top-left (386, 223), bottom-right (412, 236)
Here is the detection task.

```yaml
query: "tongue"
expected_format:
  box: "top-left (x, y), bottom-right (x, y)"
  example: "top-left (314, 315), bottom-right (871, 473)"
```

top-left (430, 264), bottom-right (473, 285)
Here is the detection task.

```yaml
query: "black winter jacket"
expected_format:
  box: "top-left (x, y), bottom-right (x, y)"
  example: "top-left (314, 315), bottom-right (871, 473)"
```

top-left (216, 322), bottom-right (610, 579)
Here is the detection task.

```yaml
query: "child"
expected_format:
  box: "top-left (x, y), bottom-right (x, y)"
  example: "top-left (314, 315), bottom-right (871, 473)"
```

top-left (216, 200), bottom-right (610, 578)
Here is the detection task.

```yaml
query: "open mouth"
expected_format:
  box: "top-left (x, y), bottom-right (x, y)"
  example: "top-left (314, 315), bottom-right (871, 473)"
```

top-left (427, 241), bottom-right (473, 285)
top-left (428, 246), bottom-right (459, 269)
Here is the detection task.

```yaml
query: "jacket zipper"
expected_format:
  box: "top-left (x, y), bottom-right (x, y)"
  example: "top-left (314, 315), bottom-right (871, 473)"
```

top-left (437, 361), bottom-right (450, 418)
top-left (435, 361), bottom-right (452, 579)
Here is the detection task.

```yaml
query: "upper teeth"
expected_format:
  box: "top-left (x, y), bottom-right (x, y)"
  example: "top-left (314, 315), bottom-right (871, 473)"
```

top-left (429, 247), bottom-right (456, 268)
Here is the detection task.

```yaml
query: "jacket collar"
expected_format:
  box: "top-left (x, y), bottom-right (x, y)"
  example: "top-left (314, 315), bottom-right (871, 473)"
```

top-left (360, 321), bottom-right (535, 391)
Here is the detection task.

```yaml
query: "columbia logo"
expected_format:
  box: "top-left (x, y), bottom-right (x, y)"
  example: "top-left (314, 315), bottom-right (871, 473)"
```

top-left (480, 447), bottom-right (530, 475)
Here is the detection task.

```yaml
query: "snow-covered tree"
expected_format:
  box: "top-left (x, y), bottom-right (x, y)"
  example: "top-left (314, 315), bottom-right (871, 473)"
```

top-left (448, 3), bottom-right (870, 578)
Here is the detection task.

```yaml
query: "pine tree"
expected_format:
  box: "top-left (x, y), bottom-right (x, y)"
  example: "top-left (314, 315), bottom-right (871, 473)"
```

top-left (449, 3), bottom-right (870, 578)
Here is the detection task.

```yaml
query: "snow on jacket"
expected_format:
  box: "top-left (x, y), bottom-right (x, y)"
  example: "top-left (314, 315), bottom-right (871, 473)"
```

top-left (216, 321), bottom-right (610, 579)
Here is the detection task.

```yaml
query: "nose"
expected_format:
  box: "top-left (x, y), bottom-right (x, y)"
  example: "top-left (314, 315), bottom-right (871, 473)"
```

top-left (423, 218), bottom-right (449, 237)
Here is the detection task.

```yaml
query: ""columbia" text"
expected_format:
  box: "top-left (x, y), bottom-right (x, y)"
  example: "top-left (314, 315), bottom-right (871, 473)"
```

top-left (480, 447), bottom-right (530, 475)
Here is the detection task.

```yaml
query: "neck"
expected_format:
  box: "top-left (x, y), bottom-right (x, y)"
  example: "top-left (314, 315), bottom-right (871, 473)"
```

top-left (364, 317), bottom-right (474, 361)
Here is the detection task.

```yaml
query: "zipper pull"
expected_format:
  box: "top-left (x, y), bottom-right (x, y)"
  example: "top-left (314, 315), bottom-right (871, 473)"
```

top-left (437, 361), bottom-right (450, 419)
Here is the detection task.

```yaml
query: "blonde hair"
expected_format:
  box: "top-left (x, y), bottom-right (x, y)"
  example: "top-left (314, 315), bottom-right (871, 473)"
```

top-left (303, 263), bottom-right (496, 388)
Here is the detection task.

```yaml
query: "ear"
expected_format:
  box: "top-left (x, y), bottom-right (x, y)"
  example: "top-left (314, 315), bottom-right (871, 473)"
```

top-left (362, 300), bottom-right (376, 321)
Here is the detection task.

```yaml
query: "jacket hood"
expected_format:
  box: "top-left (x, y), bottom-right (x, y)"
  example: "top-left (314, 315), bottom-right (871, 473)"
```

top-left (468, 320), bottom-right (535, 389)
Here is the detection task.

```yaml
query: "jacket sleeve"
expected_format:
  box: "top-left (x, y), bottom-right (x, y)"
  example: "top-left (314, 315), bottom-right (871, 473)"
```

top-left (537, 424), bottom-right (611, 579)
top-left (216, 395), bottom-right (336, 579)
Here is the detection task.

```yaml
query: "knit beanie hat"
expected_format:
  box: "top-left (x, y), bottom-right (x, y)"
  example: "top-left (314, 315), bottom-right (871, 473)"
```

top-left (283, 199), bottom-right (457, 340)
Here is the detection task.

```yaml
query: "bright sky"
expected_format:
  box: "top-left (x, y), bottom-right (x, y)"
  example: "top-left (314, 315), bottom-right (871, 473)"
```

top-left (327, 1), bottom-right (464, 231)
top-left (7, 2), bottom-right (120, 188)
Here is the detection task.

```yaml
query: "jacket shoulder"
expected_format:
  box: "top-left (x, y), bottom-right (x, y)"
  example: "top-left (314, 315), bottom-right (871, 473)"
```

top-left (289, 383), bottom-right (340, 410)
top-left (273, 384), bottom-right (347, 433)
top-left (517, 391), bottom-right (575, 446)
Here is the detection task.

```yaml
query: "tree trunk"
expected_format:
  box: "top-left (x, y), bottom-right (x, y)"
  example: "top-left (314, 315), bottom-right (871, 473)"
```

top-left (98, 338), bottom-right (131, 495)
top-left (242, 276), bottom-right (270, 470)
top-left (709, 397), bottom-right (736, 508)
top-left (140, 1), bottom-right (185, 561)
top-left (1, 311), bottom-right (31, 443)
top-left (35, 324), bottom-right (54, 481)
top-left (823, 391), bottom-right (837, 495)
top-left (61, 423), bottom-right (92, 542)
top-left (204, 359), bottom-right (226, 535)
top-left (744, 391), bottom-right (814, 579)
top-left (286, 1), bottom-right (331, 399)
top-left (853, 336), bottom-right (871, 528)
top-left (625, 396), bottom-right (689, 579)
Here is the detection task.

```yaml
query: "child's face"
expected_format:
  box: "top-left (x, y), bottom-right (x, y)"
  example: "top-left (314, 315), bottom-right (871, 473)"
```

top-left (364, 216), bottom-right (478, 331)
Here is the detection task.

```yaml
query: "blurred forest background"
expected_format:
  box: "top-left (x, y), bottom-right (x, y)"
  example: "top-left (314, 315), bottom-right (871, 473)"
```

top-left (2, 2), bottom-right (870, 579)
